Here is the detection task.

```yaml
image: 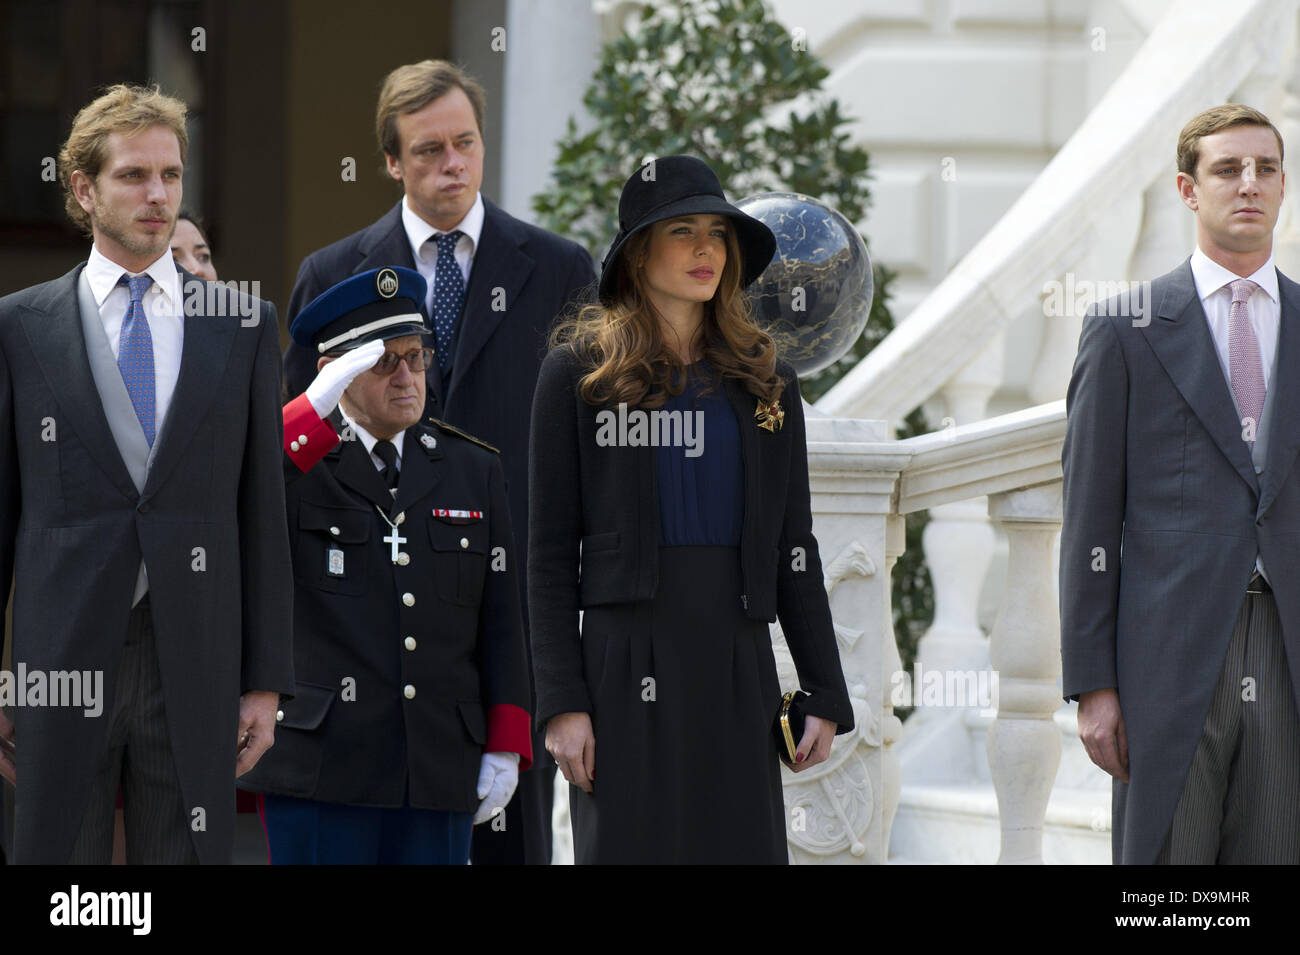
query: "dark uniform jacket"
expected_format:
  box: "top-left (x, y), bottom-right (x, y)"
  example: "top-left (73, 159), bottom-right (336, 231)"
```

top-left (527, 347), bottom-right (855, 733)
top-left (238, 401), bottom-right (532, 813)
top-left (281, 200), bottom-right (595, 624)
top-left (280, 200), bottom-right (594, 787)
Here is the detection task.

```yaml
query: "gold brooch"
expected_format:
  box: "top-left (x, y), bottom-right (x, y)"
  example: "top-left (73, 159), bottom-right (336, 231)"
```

top-left (755, 398), bottom-right (784, 433)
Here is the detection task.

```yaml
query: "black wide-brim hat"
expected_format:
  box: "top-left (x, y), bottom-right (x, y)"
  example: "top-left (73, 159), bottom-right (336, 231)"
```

top-left (598, 155), bottom-right (777, 303)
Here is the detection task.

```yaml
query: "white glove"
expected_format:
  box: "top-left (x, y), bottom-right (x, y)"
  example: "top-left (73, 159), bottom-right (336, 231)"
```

top-left (304, 339), bottom-right (386, 419)
top-left (472, 751), bottom-right (520, 825)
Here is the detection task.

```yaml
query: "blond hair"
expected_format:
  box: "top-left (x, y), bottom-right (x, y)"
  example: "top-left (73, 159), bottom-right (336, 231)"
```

top-left (1177, 104), bottom-right (1283, 179)
top-left (58, 84), bottom-right (188, 234)
top-left (375, 60), bottom-right (486, 158)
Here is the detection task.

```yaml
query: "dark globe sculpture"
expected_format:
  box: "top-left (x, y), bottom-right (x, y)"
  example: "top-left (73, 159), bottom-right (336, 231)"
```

top-left (736, 192), bottom-right (873, 376)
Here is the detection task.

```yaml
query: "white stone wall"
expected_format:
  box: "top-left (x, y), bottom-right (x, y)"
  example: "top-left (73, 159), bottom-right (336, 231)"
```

top-left (764, 0), bottom-right (1148, 418)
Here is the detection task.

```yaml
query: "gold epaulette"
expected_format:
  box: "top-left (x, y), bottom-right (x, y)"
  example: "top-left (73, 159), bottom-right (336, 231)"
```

top-left (425, 417), bottom-right (500, 454)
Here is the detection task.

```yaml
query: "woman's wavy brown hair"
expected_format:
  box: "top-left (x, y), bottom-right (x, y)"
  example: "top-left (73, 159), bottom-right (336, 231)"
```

top-left (549, 223), bottom-right (784, 409)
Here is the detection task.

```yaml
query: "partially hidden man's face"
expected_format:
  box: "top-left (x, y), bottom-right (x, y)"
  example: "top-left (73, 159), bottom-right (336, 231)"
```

top-left (1179, 124), bottom-right (1285, 258)
top-left (385, 87), bottom-right (484, 233)
top-left (322, 335), bottom-right (425, 441)
top-left (72, 124), bottom-right (183, 270)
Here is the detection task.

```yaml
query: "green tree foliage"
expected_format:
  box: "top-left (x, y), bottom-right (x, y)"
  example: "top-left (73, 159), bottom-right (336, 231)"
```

top-left (533, 0), bottom-right (931, 674)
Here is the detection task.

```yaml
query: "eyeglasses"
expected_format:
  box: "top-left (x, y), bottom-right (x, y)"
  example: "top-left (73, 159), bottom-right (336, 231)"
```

top-left (370, 348), bottom-right (435, 375)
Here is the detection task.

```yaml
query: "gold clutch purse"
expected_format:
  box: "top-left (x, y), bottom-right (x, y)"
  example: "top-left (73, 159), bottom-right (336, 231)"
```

top-left (772, 690), bottom-right (809, 764)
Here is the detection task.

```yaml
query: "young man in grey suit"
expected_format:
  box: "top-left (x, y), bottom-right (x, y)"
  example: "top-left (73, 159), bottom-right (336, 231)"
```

top-left (0, 84), bottom-right (293, 863)
top-left (279, 60), bottom-right (594, 865)
top-left (1062, 104), bottom-right (1300, 864)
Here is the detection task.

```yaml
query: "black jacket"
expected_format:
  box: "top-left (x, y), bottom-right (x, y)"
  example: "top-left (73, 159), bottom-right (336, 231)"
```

top-left (281, 199), bottom-right (596, 616)
top-left (527, 347), bottom-right (854, 732)
top-left (238, 414), bottom-right (532, 813)
top-left (0, 265), bottom-right (292, 863)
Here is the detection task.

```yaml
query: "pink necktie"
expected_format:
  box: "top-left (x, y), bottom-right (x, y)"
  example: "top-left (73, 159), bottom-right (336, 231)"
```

top-left (1229, 278), bottom-right (1265, 441)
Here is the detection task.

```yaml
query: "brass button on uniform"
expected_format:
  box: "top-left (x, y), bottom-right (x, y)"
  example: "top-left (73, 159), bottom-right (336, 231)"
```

top-left (460, 537), bottom-right (469, 549)
top-left (290, 441), bottom-right (300, 452)
top-left (276, 709), bottom-right (284, 722)
top-left (403, 684), bottom-right (416, 699)
top-left (404, 636), bottom-right (416, 651)
top-left (402, 592), bottom-right (415, 607)
top-left (298, 434), bottom-right (308, 445)
top-left (329, 526), bottom-right (340, 536)
top-left (397, 552), bottom-right (410, 566)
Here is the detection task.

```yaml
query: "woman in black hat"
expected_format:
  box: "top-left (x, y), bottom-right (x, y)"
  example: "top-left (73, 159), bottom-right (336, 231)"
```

top-left (528, 155), bottom-right (854, 863)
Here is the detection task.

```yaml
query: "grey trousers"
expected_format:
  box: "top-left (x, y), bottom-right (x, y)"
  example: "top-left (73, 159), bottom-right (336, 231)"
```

top-left (68, 599), bottom-right (198, 864)
top-left (1154, 584), bottom-right (1300, 864)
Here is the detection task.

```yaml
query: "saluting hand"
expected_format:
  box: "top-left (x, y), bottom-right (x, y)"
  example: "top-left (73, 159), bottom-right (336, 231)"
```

top-left (305, 339), bottom-right (385, 418)
top-left (547, 711), bottom-right (596, 794)
top-left (787, 714), bottom-right (836, 773)
top-left (235, 690), bottom-right (279, 777)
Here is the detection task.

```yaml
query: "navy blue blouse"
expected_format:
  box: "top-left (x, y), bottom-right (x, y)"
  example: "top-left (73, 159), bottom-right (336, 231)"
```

top-left (655, 364), bottom-right (744, 546)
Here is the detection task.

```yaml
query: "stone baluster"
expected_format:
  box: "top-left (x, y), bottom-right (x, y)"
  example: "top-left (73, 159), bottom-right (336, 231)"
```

top-left (985, 482), bottom-right (1063, 864)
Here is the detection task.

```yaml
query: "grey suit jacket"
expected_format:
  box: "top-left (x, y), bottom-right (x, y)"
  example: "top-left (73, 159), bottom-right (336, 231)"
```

top-left (0, 262), bottom-right (294, 864)
top-left (1060, 258), bottom-right (1300, 864)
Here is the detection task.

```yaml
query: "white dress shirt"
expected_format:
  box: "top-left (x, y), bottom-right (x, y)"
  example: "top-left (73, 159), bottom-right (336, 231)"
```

top-left (86, 244), bottom-right (185, 604)
top-left (85, 243), bottom-right (185, 435)
top-left (1189, 246), bottom-right (1281, 582)
top-left (1189, 247), bottom-right (1280, 392)
top-left (339, 407), bottom-right (406, 474)
top-left (401, 192), bottom-right (484, 319)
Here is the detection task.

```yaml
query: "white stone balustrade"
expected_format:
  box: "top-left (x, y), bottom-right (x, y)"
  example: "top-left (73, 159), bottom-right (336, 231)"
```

top-left (986, 484), bottom-right (1064, 865)
top-left (773, 402), bottom-right (1070, 863)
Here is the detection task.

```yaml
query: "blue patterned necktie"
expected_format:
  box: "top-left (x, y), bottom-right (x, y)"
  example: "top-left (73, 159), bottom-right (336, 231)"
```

top-left (117, 274), bottom-right (157, 446)
top-left (430, 230), bottom-right (466, 375)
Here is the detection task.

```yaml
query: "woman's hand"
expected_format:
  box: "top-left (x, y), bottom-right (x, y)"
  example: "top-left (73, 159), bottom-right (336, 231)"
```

top-left (547, 711), bottom-right (596, 794)
top-left (788, 714), bottom-right (836, 772)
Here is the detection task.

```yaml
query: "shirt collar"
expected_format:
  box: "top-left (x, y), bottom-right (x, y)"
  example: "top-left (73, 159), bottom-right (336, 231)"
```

top-left (1190, 246), bottom-right (1279, 305)
top-left (402, 191), bottom-right (485, 264)
top-left (338, 407), bottom-right (405, 463)
top-left (86, 243), bottom-right (182, 310)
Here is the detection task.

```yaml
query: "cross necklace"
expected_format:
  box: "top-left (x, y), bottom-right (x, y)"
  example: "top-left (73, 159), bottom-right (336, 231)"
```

top-left (374, 505), bottom-right (409, 565)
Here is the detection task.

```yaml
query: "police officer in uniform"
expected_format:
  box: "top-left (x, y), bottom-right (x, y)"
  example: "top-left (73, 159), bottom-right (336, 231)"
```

top-left (238, 267), bottom-right (532, 864)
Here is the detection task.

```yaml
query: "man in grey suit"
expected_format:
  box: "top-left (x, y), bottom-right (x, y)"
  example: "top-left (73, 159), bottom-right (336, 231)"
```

top-left (1062, 104), bottom-right (1300, 864)
top-left (0, 84), bottom-right (293, 863)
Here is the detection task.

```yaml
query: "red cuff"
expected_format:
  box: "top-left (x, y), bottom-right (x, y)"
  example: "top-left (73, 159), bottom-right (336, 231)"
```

top-left (486, 703), bottom-right (533, 771)
top-left (283, 393), bottom-right (338, 472)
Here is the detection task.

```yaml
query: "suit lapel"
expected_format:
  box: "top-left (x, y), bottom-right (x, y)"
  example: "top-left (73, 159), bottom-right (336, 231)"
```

top-left (1257, 270), bottom-right (1300, 518)
top-left (391, 423), bottom-right (443, 515)
top-left (142, 279), bottom-right (237, 499)
top-left (1139, 262), bottom-right (1260, 497)
top-left (17, 264), bottom-right (138, 502)
top-left (355, 203), bottom-right (417, 273)
top-left (447, 201), bottom-right (534, 398)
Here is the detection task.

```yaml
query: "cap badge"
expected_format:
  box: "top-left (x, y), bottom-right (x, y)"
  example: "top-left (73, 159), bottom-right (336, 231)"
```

top-left (376, 268), bottom-right (399, 299)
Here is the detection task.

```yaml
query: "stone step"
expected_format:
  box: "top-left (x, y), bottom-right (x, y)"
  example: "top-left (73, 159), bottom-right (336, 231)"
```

top-left (890, 780), bottom-right (1109, 864)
